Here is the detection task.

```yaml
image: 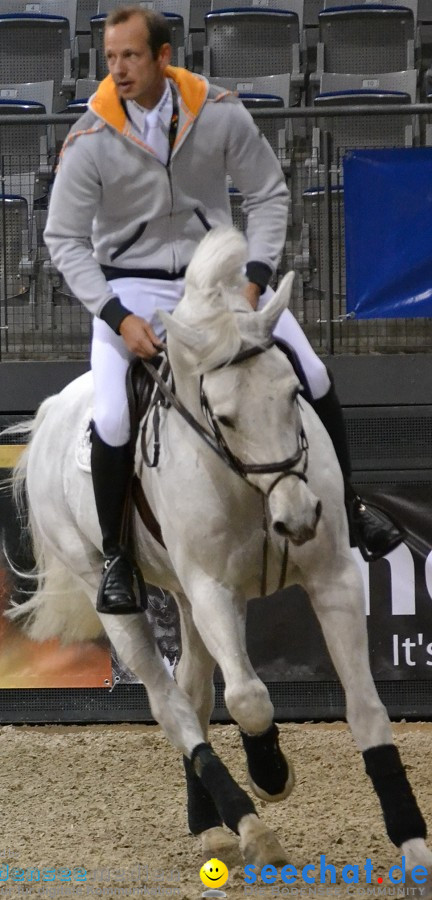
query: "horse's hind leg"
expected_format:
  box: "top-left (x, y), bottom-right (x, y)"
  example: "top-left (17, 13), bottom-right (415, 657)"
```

top-left (305, 559), bottom-right (432, 887)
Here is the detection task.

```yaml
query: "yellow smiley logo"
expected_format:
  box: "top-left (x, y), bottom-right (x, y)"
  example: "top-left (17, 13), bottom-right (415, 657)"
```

top-left (199, 858), bottom-right (229, 889)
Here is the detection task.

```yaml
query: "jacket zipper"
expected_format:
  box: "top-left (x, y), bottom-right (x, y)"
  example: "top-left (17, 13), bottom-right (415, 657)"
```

top-left (166, 160), bottom-right (177, 274)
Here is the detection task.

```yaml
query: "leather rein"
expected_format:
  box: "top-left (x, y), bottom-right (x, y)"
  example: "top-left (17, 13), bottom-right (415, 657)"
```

top-left (140, 340), bottom-right (309, 595)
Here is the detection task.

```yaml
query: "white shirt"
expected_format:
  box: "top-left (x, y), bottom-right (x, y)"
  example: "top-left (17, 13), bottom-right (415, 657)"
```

top-left (126, 80), bottom-right (172, 164)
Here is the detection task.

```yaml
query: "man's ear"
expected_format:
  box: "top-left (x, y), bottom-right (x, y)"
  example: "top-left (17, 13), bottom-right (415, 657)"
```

top-left (158, 42), bottom-right (172, 69)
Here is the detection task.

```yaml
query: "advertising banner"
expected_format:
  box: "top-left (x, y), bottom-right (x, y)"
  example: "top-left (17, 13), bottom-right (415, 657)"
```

top-left (0, 453), bottom-right (112, 689)
top-left (247, 483), bottom-right (432, 682)
top-left (344, 148), bottom-right (432, 319)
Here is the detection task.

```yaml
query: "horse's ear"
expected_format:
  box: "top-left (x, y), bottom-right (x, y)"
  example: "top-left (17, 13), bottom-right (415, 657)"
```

top-left (157, 309), bottom-right (207, 354)
top-left (258, 271), bottom-right (295, 334)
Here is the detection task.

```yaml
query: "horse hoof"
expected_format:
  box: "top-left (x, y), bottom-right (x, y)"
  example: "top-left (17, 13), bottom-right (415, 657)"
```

top-left (200, 827), bottom-right (241, 867)
top-left (249, 758), bottom-right (295, 803)
top-left (238, 814), bottom-right (288, 867)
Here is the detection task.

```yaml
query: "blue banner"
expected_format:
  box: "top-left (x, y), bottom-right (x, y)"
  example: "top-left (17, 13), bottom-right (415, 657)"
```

top-left (344, 148), bottom-right (432, 318)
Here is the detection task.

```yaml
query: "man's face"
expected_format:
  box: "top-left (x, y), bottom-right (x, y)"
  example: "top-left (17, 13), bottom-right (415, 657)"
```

top-left (104, 14), bottom-right (171, 107)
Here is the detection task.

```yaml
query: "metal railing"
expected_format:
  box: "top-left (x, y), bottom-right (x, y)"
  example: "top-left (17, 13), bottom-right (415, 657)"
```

top-left (1, 105), bottom-right (432, 361)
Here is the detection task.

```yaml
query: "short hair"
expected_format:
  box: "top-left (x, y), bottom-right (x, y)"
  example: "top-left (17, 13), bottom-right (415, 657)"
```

top-left (104, 5), bottom-right (171, 59)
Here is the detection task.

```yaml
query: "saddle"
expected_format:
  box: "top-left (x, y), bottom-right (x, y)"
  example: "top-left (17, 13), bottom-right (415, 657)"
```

top-left (75, 357), bottom-right (171, 550)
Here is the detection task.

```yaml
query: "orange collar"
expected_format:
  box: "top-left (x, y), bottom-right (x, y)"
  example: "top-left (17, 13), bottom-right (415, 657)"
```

top-left (90, 66), bottom-right (208, 133)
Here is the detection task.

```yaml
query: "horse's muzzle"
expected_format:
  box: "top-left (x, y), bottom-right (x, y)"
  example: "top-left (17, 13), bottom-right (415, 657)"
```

top-left (271, 498), bottom-right (322, 544)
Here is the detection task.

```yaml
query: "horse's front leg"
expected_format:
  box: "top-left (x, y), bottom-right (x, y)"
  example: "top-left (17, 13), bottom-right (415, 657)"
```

top-left (176, 573), bottom-right (292, 860)
top-left (174, 593), bottom-right (240, 862)
top-left (304, 556), bottom-right (432, 893)
top-left (176, 574), bottom-right (274, 729)
top-left (181, 578), bottom-right (293, 801)
top-left (74, 571), bottom-right (283, 865)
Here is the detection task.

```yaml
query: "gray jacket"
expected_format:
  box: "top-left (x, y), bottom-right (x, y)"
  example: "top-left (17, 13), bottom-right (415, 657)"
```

top-left (44, 66), bottom-right (289, 330)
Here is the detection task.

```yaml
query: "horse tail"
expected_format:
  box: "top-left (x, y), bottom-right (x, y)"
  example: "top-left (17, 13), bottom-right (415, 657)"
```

top-left (185, 225), bottom-right (247, 294)
top-left (4, 395), bottom-right (57, 514)
top-left (3, 398), bottom-right (104, 645)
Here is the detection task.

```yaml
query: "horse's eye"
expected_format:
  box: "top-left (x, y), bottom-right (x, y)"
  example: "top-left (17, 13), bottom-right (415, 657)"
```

top-left (217, 415), bottom-right (234, 429)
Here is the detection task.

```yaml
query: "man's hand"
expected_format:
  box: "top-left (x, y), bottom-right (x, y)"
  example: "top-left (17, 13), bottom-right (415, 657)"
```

top-left (119, 314), bottom-right (163, 358)
top-left (244, 282), bottom-right (261, 310)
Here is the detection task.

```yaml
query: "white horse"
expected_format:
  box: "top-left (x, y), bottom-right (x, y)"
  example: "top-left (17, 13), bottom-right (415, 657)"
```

top-left (5, 227), bottom-right (432, 886)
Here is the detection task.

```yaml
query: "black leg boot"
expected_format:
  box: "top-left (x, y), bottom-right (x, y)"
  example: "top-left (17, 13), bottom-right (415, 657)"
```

top-left (311, 376), bottom-right (406, 562)
top-left (91, 427), bottom-right (147, 614)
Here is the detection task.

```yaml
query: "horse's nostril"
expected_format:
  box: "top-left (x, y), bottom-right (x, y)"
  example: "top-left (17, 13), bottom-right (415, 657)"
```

top-left (316, 500), bottom-right (322, 522)
top-left (273, 521), bottom-right (289, 537)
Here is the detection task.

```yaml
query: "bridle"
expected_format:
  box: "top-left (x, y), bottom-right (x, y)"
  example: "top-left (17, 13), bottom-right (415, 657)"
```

top-left (141, 340), bottom-right (310, 594)
top-left (199, 344), bottom-right (309, 492)
top-left (143, 341), bottom-right (309, 486)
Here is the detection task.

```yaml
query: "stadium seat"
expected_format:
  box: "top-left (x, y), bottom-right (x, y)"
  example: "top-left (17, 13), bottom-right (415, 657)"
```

top-left (312, 82), bottom-right (417, 172)
top-left (315, 4), bottom-right (416, 77)
top-left (0, 188), bottom-right (37, 308)
top-left (303, 0), bottom-right (321, 26)
top-left (323, 0), bottom-right (418, 27)
top-left (0, 99), bottom-right (51, 177)
top-left (190, 0), bottom-right (210, 29)
top-left (0, 0), bottom-right (77, 38)
top-left (208, 72), bottom-right (292, 106)
top-left (63, 97), bottom-right (88, 114)
top-left (208, 73), bottom-right (293, 162)
top-left (0, 13), bottom-right (75, 110)
top-left (210, 0), bottom-right (304, 31)
top-left (203, 8), bottom-right (304, 102)
top-left (238, 94), bottom-right (290, 162)
top-left (210, 75), bottom-right (292, 169)
top-left (97, 0), bottom-right (190, 38)
top-left (319, 69), bottom-right (417, 102)
top-left (0, 81), bottom-right (55, 205)
top-left (74, 76), bottom-right (99, 98)
top-left (76, 0), bottom-right (98, 32)
top-left (0, 79), bottom-right (54, 111)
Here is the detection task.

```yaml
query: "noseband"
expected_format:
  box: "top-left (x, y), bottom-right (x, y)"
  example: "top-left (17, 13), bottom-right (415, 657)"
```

top-left (199, 342), bottom-right (309, 492)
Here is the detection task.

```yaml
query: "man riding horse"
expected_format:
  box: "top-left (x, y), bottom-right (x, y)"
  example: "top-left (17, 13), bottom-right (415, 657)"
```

top-left (44, 4), bottom-right (404, 615)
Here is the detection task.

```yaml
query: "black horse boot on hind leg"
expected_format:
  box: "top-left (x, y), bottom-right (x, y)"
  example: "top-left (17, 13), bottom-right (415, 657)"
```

top-left (91, 427), bottom-right (147, 614)
top-left (311, 375), bottom-right (406, 562)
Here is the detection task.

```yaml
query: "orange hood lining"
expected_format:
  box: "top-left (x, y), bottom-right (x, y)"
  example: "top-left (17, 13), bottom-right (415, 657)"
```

top-left (90, 66), bottom-right (208, 133)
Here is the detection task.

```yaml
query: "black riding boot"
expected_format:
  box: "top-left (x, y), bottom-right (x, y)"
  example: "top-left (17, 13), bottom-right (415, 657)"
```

top-left (91, 427), bottom-right (147, 614)
top-left (312, 376), bottom-right (406, 562)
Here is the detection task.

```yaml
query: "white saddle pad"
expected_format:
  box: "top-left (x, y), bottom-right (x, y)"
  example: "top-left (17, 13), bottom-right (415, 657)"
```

top-left (75, 409), bottom-right (93, 473)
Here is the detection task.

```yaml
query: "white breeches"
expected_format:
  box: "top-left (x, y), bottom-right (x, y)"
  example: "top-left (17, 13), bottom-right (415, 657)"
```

top-left (91, 278), bottom-right (331, 447)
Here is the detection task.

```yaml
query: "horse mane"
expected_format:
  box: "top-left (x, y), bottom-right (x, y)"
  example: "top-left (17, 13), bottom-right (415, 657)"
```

top-left (175, 226), bottom-right (267, 374)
